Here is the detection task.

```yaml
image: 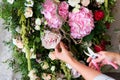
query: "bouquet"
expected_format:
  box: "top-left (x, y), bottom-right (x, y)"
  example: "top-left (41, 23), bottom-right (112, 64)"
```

top-left (0, 0), bottom-right (116, 80)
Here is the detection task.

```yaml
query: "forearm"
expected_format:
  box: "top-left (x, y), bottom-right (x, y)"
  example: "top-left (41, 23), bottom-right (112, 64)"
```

top-left (116, 53), bottom-right (120, 66)
top-left (68, 58), bottom-right (102, 80)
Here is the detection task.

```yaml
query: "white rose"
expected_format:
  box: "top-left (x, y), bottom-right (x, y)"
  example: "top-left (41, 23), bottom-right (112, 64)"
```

top-left (25, 0), bottom-right (34, 7)
top-left (81, 0), bottom-right (90, 6)
top-left (51, 66), bottom-right (55, 72)
top-left (13, 39), bottom-right (23, 49)
top-left (48, 51), bottom-right (56, 60)
top-left (35, 25), bottom-right (40, 30)
top-left (35, 18), bottom-right (41, 26)
top-left (7, 0), bottom-right (14, 4)
top-left (68, 0), bottom-right (80, 7)
top-left (24, 7), bottom-right (33, 18)
top-left (96, 0), bottom-right (104, 4)
top-left (41, 30), bottom-right (61, 49)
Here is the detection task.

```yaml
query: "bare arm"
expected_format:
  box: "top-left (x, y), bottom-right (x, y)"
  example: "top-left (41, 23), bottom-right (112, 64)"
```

top-left (54, 42), bottom-right (102, 80)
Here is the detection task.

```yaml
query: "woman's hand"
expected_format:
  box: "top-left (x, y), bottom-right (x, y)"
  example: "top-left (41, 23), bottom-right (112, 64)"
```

top-left (87, 51), bottom-right (119, 70)
top-left (54, 42), bottom-right (73, 64)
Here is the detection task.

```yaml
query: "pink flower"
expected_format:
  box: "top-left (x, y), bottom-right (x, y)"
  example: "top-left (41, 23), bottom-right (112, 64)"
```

top-left (58, 1), bottom-right (69, 20)
top-left (41, 0), bottom-right (63, 28)
top-left (68, 7), bottom-right (94, 39)
top-left (41, 30), bottom-right (62, 49)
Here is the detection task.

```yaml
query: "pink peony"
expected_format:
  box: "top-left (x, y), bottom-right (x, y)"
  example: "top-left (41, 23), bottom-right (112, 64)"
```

top-left (41, 0), bottom-right (63, 28)
top-left (58, 1), bottom-right (69, 20)
top-left (41, 30), bottom-right (61, 49)
top-left (68, 7), bottom-right (94, 39)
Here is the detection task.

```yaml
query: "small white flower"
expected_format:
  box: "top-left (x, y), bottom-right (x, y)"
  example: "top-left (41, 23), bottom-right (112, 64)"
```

top-left (35, 18), bottom-right (41, 26)
top-left (72, 4), bottom-right (80, 13)
top-left (51, 66), bottom-right (55, 72)
top-left (13, 39), bottom-right (23, 49)
top-left (48, 51), bottom-right (56, 60)
top-left (44, 21), bottom-right (48, 25)
top-left (7, 0), bottom-right (14, 4)
top-left (81, 0), bottom-right (90, 6)
top-left (30, 53), bottom-right (36, 59)
top-left (42, 62), bottom-right (49, 69)
top-left (15, 26), bottom-right (21, 33)
top-left (30, 48), bottom-right (36, 59)
top-left (28, 69), bottom-right (40, 80)
top-left (57, 78), bottom-right (62, 80)
top-left (35, 25), bottom-right (40, 30)
top-left (24, 7), bottom-right (33, 18)
top-left (72, 8), bottom-right (80, 13)
top-left (22, 47), bottom-right (26, 53)
top-left (25, 0), bottom-right (34, 7)
top-left (66, 63), bottom-right (81, 78)
top-left (66, 63), bottom-right (72, 69)
top-left (71, 68), bottom-right (81, 78)
top-left (68, 0), bottom-right (80, 7)
top-left (42, 73), bottom-right (51, 80)
top-left (75, 4), bottom-right (81, 9)
top-left (96, 0), bottom-right (105, 4)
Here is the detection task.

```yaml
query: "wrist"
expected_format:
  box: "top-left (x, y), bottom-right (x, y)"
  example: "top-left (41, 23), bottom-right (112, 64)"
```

top-left (68, 57), bottom-right (78, 65)
top-left (116, 53), bottom-right (120, 66)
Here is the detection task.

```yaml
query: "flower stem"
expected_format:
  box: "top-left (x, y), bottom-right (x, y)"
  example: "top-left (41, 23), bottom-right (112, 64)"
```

top-left (104, 0), bottom-right (108, 8)
top-left (20, 14), bottom-right (32, 71)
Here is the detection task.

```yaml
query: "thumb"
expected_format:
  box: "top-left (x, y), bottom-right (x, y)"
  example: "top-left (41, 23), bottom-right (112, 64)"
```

top-left (93, 55), bottom-right (104, 63)
top-left (60, 42), bottom-right (66, 51)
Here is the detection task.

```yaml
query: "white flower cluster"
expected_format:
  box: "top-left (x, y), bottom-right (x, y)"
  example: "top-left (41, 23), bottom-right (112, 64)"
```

top-left (24, 0), bottom-right (34, 18)
top-left (7, 0), bottom-right (14, 4)
top-left (68, 0), bottom-right (90, 13)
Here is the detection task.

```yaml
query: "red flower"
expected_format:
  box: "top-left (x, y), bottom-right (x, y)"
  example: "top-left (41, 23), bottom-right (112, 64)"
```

top-left (105, 22), bottom-right (110, 29)
top-left (94, 44), bottom-right (105, 52)
top-left (94, 10), bottom-right (104, 21)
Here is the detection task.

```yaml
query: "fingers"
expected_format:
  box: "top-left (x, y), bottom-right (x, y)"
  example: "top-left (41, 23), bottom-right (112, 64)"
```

top-left (55, 42), bottom-right (61, 53)
top-left (87, 57), bottom-right (92, 63)
top-left (59, 42), bottom-right (66, 50)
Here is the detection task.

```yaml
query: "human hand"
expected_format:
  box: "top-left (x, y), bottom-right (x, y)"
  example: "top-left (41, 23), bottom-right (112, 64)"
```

top-left (87, 51), bottom-right (118, 70)
top-left (53, 42), bottom-right (74, 64)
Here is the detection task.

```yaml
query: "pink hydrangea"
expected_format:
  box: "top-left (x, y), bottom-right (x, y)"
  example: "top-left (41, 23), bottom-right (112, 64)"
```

top-left (41, 0), bottom-right (63, 28)
top-left (58, 1), bottom-right (69, 20)
top-left (68, 7), bottom-right (94, 39)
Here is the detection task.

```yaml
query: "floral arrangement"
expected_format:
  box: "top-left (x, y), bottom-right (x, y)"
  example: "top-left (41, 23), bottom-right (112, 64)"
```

top-left (0, 0), bottom-right (116, 80)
